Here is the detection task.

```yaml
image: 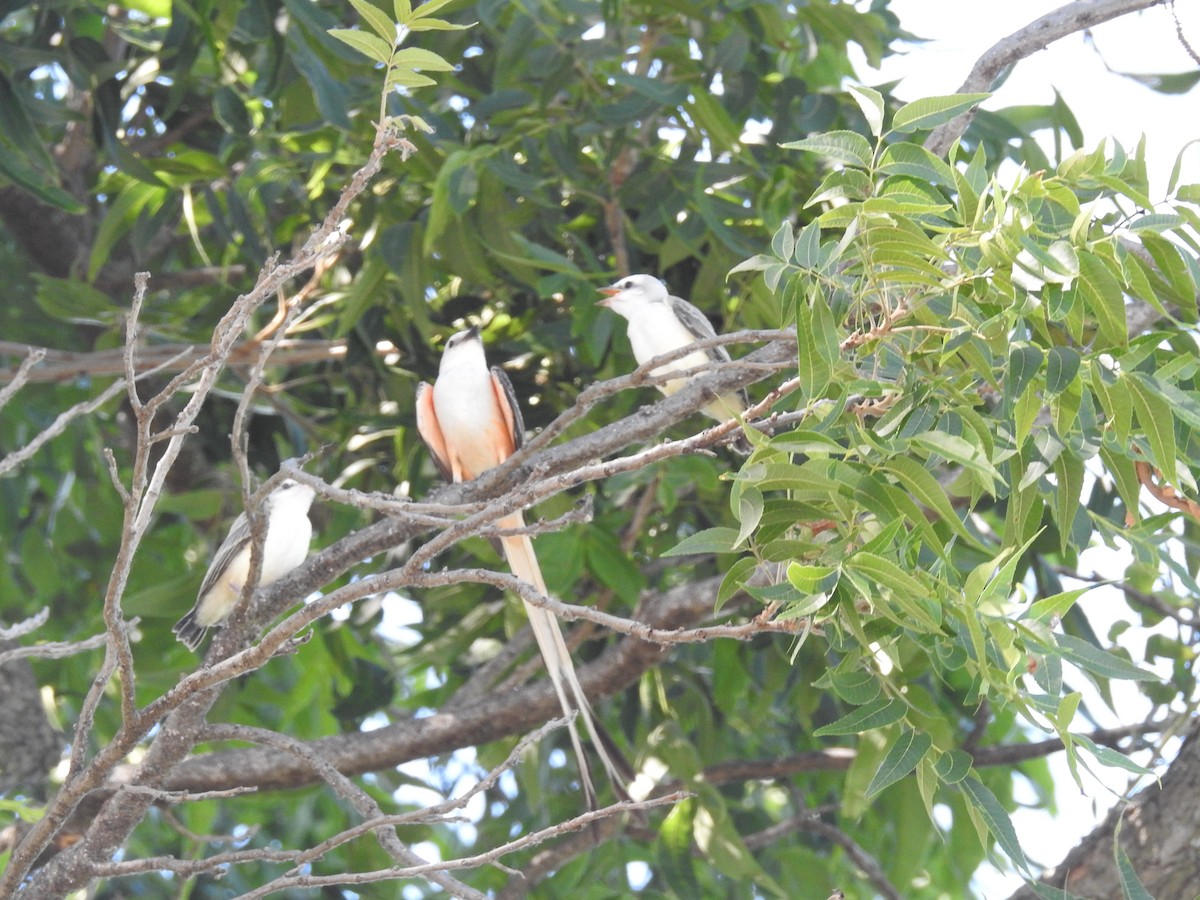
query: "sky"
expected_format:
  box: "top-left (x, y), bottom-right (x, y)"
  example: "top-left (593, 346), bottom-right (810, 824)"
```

top-left (854, 2), bottom-right (1200, 894)
top-left (863, 1), bottom-right (1200, 193)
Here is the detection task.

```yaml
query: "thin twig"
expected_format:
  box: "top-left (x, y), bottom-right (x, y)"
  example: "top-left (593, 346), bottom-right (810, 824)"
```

top-left (0, 628), bottom-right (117, 665)
top-left (0, 346), bottom-right (46, 408)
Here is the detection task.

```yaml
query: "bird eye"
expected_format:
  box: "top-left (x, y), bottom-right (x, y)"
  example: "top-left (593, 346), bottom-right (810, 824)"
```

top-left (621, 280), bottom-right (632, 288)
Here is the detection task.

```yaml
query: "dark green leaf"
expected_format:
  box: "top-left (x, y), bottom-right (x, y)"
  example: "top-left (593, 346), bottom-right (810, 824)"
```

top-left (813, 697), bottom-right (905, 737)
top-left (960, 775), bottom-right (1031, 876)
top-left (867, 729), bottom-right (932, 798)
top-left (933, 749), bottom-right (972, 784)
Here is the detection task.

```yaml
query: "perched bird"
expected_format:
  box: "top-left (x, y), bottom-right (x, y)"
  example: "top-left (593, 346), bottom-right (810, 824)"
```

top-left (415, 326), bottom-right (626, 805)
top-left (173, 478), bottom-right (316, 652)
top-left (597, 273), bottom-right (749, 423)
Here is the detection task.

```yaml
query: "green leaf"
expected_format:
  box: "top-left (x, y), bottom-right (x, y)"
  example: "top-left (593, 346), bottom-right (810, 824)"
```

top-left (391, 46), bottom-right (456, 71)
top-left (1077, 251), bottom-right (1128, 350)
top-left (910, 430), bottom-right (1002, 486)
top-left (1071, 735), bottom-right (1155, 779)
top-left (825, 667), bottom-right (880, 705)
top-left (885, 456), bottom-right (984, 549)
top-left (813, 697), bottom-right (905, 737)
top-left (656, 797), bottom-right (701, 898)
top-left (402, 16), bottom-right (473, 31)
top-left (409, 0), bottom-right (463, 21)
top-left (0, 798), bottom-right (44, 824)
top-left (1053, 633), bottom-right (1156, 681)
top-left (794, 220), bottom-right (823, 269)
top-left (33, 275), bottom-right (121, 325)
top-left (329, 28), bottom-right (394, 65)
top-left (347, 0), bottom-right (397, 40)
top-left (786, 563), bottom-right (839, 595)
top-left (795, 294), bottom-right (831, 399)
top-left (0, 143), bottom-right (85, 214)
top-left (385, 69), bottom-right (437, 89)
top-left (847, 83), bottom-right (885, 138)
top-left (1135, 374), bottom-right (1200, 431)
top-left (693, 788), bottom-right (786, 895)
top-left (780, 130), bottom-right (873, 168)
top-left (1115, 838), bottom-right (1154, 900)
top-left (889, 93), bottom-right (992, 134)
top-left (867, 729), bottom-right (932, 798)
top-left (1092, 366), bottom-right (1132, 447)
top-left (933, 749), bottom-right (972, 784)
top-left (663, 527), bottom-right (740, 558)
top-left (611, 72), bottom-right (688, 107)
top-left (877, 142), bottom-right (957, 188)
top-left (716, 556), bottom-right (759, 613)
top-left (87, 181), bottom-right (168, 282)
top-left (844, 552), bottom-right (925, 601)
top-left (1128, 212), bottom-right (1184, 232)
top-left (732, 484), bottom-right (763, 548)
top-left (1125, 372), bottom-right (1177, 481)
top-left (689, 88), bottom-right (742, 152)
top-left (1006, 343), bottom-right (1044, 402)
top-left (959, 775), bottom-right (1031, 876)
top-left (490, 233), bottom-right (582, 274)
top-left (1027, 585), bottom-right (1094, 627)
top-left (585, 531), bottom-right (646, 605)
top-left (1045, 346), bottom-right (1081, 397)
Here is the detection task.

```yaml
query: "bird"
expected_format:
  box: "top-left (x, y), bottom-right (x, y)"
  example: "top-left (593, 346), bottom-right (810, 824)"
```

top-left (597, 273), bottom-right (749, 425)
top-left (173, 478), bottom-right (316, 652)
top-left (415, 325), bottom-right (626, 806)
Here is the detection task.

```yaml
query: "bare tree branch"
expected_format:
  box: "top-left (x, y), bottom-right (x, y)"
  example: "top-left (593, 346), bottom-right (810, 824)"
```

top-left (924, 0), bottom-right (1165, 157)
top-left (3, 125), bottom-right (417, 900)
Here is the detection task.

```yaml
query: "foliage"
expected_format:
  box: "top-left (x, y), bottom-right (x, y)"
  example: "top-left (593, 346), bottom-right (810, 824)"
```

top-left (0, 0), bottom-right (1198, 897)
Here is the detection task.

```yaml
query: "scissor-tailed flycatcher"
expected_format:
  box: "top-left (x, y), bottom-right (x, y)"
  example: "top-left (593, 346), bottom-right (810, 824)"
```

top-left (415, 326), bottom-right (625, 805)
top-left (174, 478), bottom-right (316, 651)
top-left (597, 274), bottom-right (749, 423)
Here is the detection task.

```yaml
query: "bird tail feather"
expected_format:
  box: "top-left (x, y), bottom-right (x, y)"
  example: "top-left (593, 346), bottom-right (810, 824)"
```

top-left (172, 610), bottom-right (207, 652)
top-left (499, 513), bottom-right (628, 805)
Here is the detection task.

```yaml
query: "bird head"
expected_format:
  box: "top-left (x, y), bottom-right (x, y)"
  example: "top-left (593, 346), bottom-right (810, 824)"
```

top-left (269, 478), bottom-right (316, 513)
top-left (438, 325), bottom-right (487, 372)
top-left (596, 274), bottom-right (668, 316)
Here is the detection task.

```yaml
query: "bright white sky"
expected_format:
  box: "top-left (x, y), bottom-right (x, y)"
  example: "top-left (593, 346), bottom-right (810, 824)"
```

top-left (864, 1), bottom-right (1200, 192)
top-left (854, 2), bottom-right (1200, 895)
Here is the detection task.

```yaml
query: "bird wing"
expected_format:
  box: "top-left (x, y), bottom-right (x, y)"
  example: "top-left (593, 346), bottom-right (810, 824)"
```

top-left (668, 295), bottom-right (733, 362)
top-left (197, 511), bottom-right (252, 600)
top-left (489, 365), bottom-right (525, 453)
top-left (415, 380), bottom-right (455, 482)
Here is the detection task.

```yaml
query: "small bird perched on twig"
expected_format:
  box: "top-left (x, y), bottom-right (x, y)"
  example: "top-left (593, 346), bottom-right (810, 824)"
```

top-left (597, 274), bottom-right (750, 433)
top-left (173, 478), bottom-right (316, 652)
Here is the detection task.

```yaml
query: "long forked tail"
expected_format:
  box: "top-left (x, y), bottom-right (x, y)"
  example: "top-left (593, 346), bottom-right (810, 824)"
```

top-left (498, 513), bottom-right (628, 806)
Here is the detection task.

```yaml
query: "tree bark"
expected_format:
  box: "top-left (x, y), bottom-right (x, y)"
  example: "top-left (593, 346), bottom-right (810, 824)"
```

top-left (1010, 720), bottom-right (1200, 899)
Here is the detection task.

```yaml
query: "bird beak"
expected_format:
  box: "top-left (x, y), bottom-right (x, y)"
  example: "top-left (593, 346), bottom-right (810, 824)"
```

top-left (596, 286), bottom-right (620, 308)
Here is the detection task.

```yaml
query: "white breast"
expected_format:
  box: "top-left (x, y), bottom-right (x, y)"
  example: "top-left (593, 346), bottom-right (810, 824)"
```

top-left (432, 365), bottom-right (511, 477)
top-left (625, 302), bottom-right (715, 393)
